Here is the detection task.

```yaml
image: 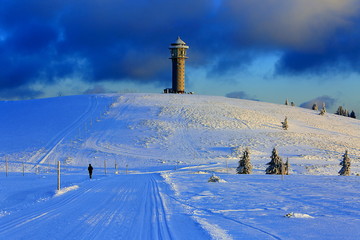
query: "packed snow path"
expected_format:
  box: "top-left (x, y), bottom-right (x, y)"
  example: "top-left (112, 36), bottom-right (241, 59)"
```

top-left (0, 174), bottom-right (210, 240)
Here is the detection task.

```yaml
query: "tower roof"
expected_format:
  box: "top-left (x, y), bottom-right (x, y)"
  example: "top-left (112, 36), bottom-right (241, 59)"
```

top-left (169, 36), bottom-right (189, 49)
top-left (174, 36), bottom-right (186, 45)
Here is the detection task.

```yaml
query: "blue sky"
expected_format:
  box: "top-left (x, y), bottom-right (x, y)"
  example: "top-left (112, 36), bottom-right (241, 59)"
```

top-left (0, 0), bottom-right (360, 113)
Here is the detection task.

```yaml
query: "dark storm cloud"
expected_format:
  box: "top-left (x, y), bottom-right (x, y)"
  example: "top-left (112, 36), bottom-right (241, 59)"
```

top-left (275, 27), bottom-right (360, 75)
top-left (300, 95), bottom-right (337, 109)
top-left (226, 91), bottom-right (259, 101)
top-left (9, 23), bottom-right (57, 54)
top-left (220, 0), bottom-right (360, 74)
top-left (1, 0), bottom-right (360, 99)
top-left (0, 0), bottom-right (215, 98)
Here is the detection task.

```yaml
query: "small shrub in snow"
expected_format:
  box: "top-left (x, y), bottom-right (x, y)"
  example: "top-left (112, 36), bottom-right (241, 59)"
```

top-left (236, 148), bottom-right (252, 174)
top-left (284, 212), bottom-right (293, 218)
top-left (208, 174), bottom-right (221, 182)
top-left (339, 150), bottom-right (351, 176)
top-left (281, 117), bottom-right (288, 130)
top-left (284, 212), bottom-right (314, 218)
top-left (266, 148), bottom-right (284, 175)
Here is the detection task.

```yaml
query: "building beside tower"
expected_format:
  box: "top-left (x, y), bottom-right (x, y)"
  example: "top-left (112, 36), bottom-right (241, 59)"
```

top-left (164, 37), bottom-right (189, 94)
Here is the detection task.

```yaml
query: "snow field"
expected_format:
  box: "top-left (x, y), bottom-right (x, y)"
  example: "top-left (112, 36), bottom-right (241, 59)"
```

top-left (164, 170), bottom-right (360, 240)
top-left (0, 93), bottom-right (360, 239)
top-left (1, 93), bottom-right (359, 175)
top-left (0, 173), bottom-right (211, 240)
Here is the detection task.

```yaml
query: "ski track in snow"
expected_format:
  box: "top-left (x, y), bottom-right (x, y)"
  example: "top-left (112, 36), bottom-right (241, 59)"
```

top-left (164, 183), bottom-right (282, 240)
top-left (31, 96), bottom-right (101, 169)
top-left (0, 174), bottom-right (210, 240)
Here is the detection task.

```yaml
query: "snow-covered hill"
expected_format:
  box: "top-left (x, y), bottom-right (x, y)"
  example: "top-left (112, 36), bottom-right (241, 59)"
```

top-left (1, 93), bottom-right (359, 174)
top-left (1, 93), bottom-right (360, 239)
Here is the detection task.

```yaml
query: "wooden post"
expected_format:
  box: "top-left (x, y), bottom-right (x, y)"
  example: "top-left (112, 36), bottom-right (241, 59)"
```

top-left (226, 159), bottom-right (228, 173)
top-left (57, 161), bottom-right (61, 191)
top-left (126, 164), bottom-right (128, 174)
top-left (115, 162), bottom-right (118, 174)
top-left (22, 162), bottom-right (25, 176)
top-left (6, 156), bottom-right (8, 177)
top-left (104, 160), bottom-right (107, 175)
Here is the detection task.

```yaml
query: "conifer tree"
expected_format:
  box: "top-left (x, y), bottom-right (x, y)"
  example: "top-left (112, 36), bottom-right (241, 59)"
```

top-left (350, 110), bottom-right (356, 119)
top-left (285, 99), bottom-right (289, 105)
top-left (281, 117), bottom-right (288, 130)
top-left (336, 106), bottom-right (344, 116)
top-left (339, 150), bottom-right (351, 176)
top-left (236, 148), bottom-right (252, 174)
top-left (266, 148), bottom-right (283, 174)
top-left (312, 103), bottom-right (318, 111)
top-left (290, 102), bottom-right (295, 107)
top-left (335, 106), bottom-right (340, 115)
top-left (319, 103), bottom-right (326, 116)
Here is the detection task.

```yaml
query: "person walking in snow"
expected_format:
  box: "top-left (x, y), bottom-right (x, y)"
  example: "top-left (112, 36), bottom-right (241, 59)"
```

top-left (88, 164), bottom-right (93, 179)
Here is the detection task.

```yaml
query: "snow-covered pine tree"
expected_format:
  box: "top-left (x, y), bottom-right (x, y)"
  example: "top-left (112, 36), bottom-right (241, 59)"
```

top-left (336, 106), bottom-right (344, 116)
top-left (236, 148), bottom-right (252, 174)
top-left (266, 148), bottom-right (283, 174)
top-left (285, 99), bottom-right (289, 105)
top-left (319, 103), bottom-right (326, 116)
top-left (312, 103), bottom-right (318, 111)
top-left (281, 117), bottom-right (288, 130)
top-left (350, 110), bottom-right (356, 119)
top-left (339, 150), bottom-right (351, 176)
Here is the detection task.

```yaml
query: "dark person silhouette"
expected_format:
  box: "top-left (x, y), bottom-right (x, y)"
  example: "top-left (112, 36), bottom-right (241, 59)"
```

top-left (88, 164), bottom-right (93, 179)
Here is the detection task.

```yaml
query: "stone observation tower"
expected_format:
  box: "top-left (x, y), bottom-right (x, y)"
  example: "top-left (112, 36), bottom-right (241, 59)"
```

top-left (168, 37), bottom-right (189, 93)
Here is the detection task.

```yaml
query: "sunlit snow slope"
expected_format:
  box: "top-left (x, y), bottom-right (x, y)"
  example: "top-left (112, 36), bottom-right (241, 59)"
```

top-left (1, 93), bottom-right (360, 240)
top-left (1, 93), bottom-right (359, 175)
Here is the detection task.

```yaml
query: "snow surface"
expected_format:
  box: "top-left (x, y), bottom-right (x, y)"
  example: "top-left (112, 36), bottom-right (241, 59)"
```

top-left (54, 185), bottom-right (79, 197)
top-left (0, 93), bottom-right (359, 239)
